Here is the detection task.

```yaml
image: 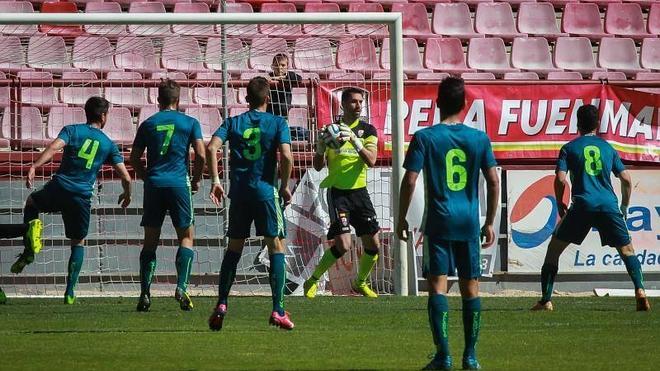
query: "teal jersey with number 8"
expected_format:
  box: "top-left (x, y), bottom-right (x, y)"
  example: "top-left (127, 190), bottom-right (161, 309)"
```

top-left (556, 135), bottom-right (625, 213)
top-left (213, 110), bottom-right (291, 201)
top-left (133, 110), bottom-right (203, 188)
top-left (403, 124), bottom-right (496, 241)
top-left (54, 123), bottom-right (124, 197)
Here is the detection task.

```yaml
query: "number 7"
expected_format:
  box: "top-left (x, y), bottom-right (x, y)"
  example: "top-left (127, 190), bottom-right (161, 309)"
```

top-left (157, 124), bottom-right (175, 155)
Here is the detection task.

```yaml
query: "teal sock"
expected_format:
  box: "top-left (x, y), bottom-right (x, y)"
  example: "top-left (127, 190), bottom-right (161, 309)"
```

top-left (428, 293), bottom-right (450, 357)
top-left (175, 247), bottom-right (194, 292)
top-left (462, 297), bottom-right (481, 360)
top-left (218, 249), bottom-right (241, 306)
top-left (65, 245), bottom-right (84, 297)
top-left (269, 253), bottom-right (286, 316)
top-left (622, 255), bottom-right (645, 291)
top-left (540, 263), bottom-right (558, 304)
top-left (139, 249), bottom-right (157, 296)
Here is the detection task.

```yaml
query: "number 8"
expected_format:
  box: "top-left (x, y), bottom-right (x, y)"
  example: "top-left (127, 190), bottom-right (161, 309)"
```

top-left (584, 145), bottom-right (602, 176)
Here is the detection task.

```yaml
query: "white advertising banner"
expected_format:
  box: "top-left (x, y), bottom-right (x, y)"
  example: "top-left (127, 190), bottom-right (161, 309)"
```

top-left (507, 170), bottom-right (660, 273)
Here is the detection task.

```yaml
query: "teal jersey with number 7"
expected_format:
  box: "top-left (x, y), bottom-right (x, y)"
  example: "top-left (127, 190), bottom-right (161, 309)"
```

top-left (133, 110), bottom-right (203, 188)
top-left (556, 135), bottom-right (624, 213)
top-left (54, 123), bottom-right (124, 197)
top-left (403, 124), bottom-right (497, 241)
top-left (213, 110), bottom-right (291, 201)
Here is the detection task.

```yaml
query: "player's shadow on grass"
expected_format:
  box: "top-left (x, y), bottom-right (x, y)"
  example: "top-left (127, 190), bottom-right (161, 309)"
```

top-left (23, 329), bottom-right (211, 334)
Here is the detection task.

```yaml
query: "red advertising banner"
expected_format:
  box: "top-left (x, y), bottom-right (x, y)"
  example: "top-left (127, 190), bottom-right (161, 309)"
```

top-left (316, 83), bottom-right (660, 163)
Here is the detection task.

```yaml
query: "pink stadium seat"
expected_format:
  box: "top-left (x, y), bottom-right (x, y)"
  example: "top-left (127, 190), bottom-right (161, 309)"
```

top-left (194, 87), bottom-right (238, 107)
top-left (288, 107), bottom-right (308, 128)
top-left (604, 3), bottom-right (650, 41)
top-left (649, 4), bottom-right (660, 35)
top-left (391, 3), bottom-right (436, 42)
top-left (105, 71), bottom-right (150, 108)
top-left (72, 36), bottom-right (120, 73)
top-left (128, 2), bottom-right (172, 36)
top-left (281, 0), bottom-right (323, 7)
top-left (504, 72), bottom-right (540, 80)
top-left (302, 3), bottom-right (347, 37)
top-left (106, 106), bottom-right (135, 146)
top-left (554, 37), bottom-right (604, 76)
top-left (0, 36), bottom-right (30, 73)
top-left (173, 3), bottom-right (215, 36)
top-left (205, 37), bottom-right (250, 75)
top-left (249, 37), bottom-right (288, 71)
top-left (0, 71), bottom-right (8, 108)
top-left (148, 71), bottom-right (198, 109)
top-left (259, 3), bottom-right (303, 39)
top-left (372, 71), bottom-right (407, 80)
top-left (0, 1), bottom-right (38, 37)
top-left (47, 107), bottom-right (86, 139)
top-left (195, 72), bottom-right (224, 80)
top-left (347, 3), bottom-right (388, 39)
top-left (640, 38), bottom-right (660, 71)
top-left (60, 71), bottom-right (102, 105)
top-left (185, 107), bottom-right (221, 141)
top-left (293, 37), bottom-right (342, 75)
top-left (475, 3), bottom-right (526, 41)
top-left (326, 72), bottom-right (365, 81)
top-left (323, 0), bottom-right (367, 8)
top-left (18, 71), bottom-right (65, 108)
top-left (161, 0), bottom-right (194, 7)
top-left (517, 2), bottom-right (567, 40)
top-left (239, 72), bottom-right (268, 80)
top-left (635, 72), bottom-right (660, 80)
top-left (138, 105), bottom-right (159, 124)
top-left (423, 38), bottom-right (470, 74)
top-left (591, 71), bottom-right (628, 81)
top-left (366, 0), bottom-right (407, 9)
top-left (416, 72), bottom-right (450, 80)
top-left (432, 3), bottom-right (483, 41)
top-left (461, 72), bottom-right (496, 80)
top-left (161, 37), bottom-right (209, 74)
top-left (381, 38), bottom-right (430, 77)
top-left (85, 2), bottom-right (128, 37)
top-left (409, 0), bottom-right (451, 7)
top-left (229, 107), bottom-right (249, 117)
top-left (582, 0), bottom-right (622, 6)
top-left (511, 37), bottom-right (560, 76)
top-left (597, 37), bottom-right (644, 77)
top-left (39, 1), bottom-right (84, 37)
top-left (547, 71), bottom-right (583, 80)
top-left (467, 38), bottom-right (518, 74)
top-left (219, 3), bottom-right (260, 39)
top-left (115, 36), bottom-right (163, 74)
top-left (562, 3), bottom-right (610, 41)
top-left (290, 88), bottom-right (309, 107)
top-left (336, 38), bottom-right (383, 76)
top-left (27, 35), bottom-right (78, 73)
top-left (18, 106), bottom-right (49, 148)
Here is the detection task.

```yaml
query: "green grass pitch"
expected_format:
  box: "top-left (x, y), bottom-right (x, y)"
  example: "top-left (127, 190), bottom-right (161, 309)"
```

top-left (0, 296), bottom-right (657, 370)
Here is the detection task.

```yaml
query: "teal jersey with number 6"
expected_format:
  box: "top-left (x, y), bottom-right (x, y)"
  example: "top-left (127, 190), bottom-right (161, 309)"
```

top-left (213, 110), bottom-right (291, 201)
top-left (403, 124), bottom-right (497, 241)
top-left (133, 110), bottom-right (203, 188)
top-left (556, 135), bottom-right (624, 213)
top-left (54, 123), bottom-right (124, 197)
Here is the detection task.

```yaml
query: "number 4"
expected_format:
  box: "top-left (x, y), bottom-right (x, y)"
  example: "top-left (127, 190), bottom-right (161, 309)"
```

top-left (77, 139), bottom-right (100, 170)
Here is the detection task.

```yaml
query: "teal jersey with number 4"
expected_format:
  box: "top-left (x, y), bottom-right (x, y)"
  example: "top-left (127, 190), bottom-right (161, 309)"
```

top-left (54, 123), bottom-right (124, 197)
top-left (213, 110), bottom-right (291, 201)
top-left (556, 135), bottom-right (624, 213)
top-left (133, 110), bottom-right (203, 188)
top-left (403, 124), bottom-right (497, 241)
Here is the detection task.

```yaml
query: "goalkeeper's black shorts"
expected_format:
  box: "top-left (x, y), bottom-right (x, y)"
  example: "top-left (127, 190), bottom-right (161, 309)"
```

top-left (326, 187), bottom-right (380, 240)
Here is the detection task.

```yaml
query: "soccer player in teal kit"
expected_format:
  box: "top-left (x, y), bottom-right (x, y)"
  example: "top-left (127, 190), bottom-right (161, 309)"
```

top-left (206, 76), bottom-right (294, 330)
top-left (11, 96), bottom-right (132, 304)
top-left (397, 77), bottom-right (500, 370)
top-left (531, 104), bottom-right (650, 312)
top-left (130, 79), bottom-right (206, 312)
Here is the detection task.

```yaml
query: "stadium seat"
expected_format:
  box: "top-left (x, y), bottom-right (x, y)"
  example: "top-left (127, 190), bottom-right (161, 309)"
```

top-left (173, 3), bottom-right (215, 36)
top-left (229, 107), bottom-right (249, 117)
top-left (372, 71), bottom-right (408, 80)
top-left (336, 38), bottom-right (383, 77)
top-left (432, 3), bottom-right (483, 41)
top-left (249, 37), bottom-right (288, 71)
top-left (416, 72), bottom-right (450, 80)
top-left (39, 1), bottom-right (84, 37)
top-left (467, 38), bottom-right (518, 75)
top-left (293, 37), bottom-right (342, 75)
top-left (562, 3), bottom-right (610, 41)
top-left (649, 4), bottom-right (660, 35)
top-left (17, 106), bottom-right (49, 148)
top-left (424, 38), bottom-right (470, 74)
top-left (161, 37), bottom-right (209, 74)
top-left (239, 72), bottom-right (268, 80)
top-left (346, 3), bottom-right (388, 39)
top-left (380, 38), bottom-right (429, 77)
top-left (0, 1), bottom-right (39, 37)
top-left (185, 107), bottom-right (221, 141)
top-left (290, 88), bottom-right (309, 107)
top-left (219, 3), bottom-right (260, 39)
top-left (27, 35), bottom-right (78, 73)
top-left (517, 2), bottom-right (567, 40)
top-left (46, 107), bottom-right (86, 139)
top-left (635, 72), bottom-right (660, 81)
top-left (409, 0), bottom-right (452, 7)
top-left (287, 107), bottom-right (308, 128)
top-left (138, 105), bottom-right (159, 124)
top-left (115, 36), bottom-right (163, 74)
top-left (640, 38), bottom-right (660, 71)
top-left (0, 71), bottom-right (8, 110)
top-left (366, 0), bottom-right (407, 9)
top-left (597, 37), bottom-right (644, 77)
top-left (475, 3), bottom-right (526, 41)
top-left (391, 3), bottom-right (436, 42)
top-left (326, 72), bottom-right (365, 81)
top-left (591, 71), bottom-right (628, 81)
top-left (299, 72), bottom-right (320, 81)
top-left (554, 37), bottom-right (604, 76)
top-left (205, 37), bottom-right (251, 75)
top-left (461, 72), bottom-right (496, 80)
top-left (194, 87), bottom-right (239, 107)
top-left (582, 0), bottom-right (623, 6)
top-left (85, 2), bottom-right (128, 37)
top-left (72, 36), bottom-right (120, 73)
top-left (287, 106), bottom-right (309, 149)
top-left (259, 3), bottom-right (303, 39)
top-left (323, 0), bottom-right (368, 9)
top-left (504, 72), bottom-right (540, 80)
top-left (106, 106), bottom-right (135, 146)
top-left (105, 71), bottom-right (150, 108)
top-left (195, 72), bottom-right (225, 80)
top-left (302, 3), bottom-right (348, 37)
top-left (17, 71), bottom-right (65, 108)
top-left (547, 71), bottom-right (583, 80)
top-left (160, 0), bottom-right (195, 7)
top-left (60, 71), bottom-right (103, 105)
top-left (148, 71), bottom-right (198, 109)
top-left (128, 2), bottom-right (172, 36)
top-left (0, 36), bottom-right (30, 73)
top-left (511, 37), bottom-right (560, 76)
top-left (281, 0), bottom-right (324, 7)
top-left (604, 3), bottom-right (650, 41)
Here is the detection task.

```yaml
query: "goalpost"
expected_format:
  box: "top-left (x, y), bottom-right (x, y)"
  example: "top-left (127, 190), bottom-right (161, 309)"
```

top-left (0, 11), bottom-right (408, 298)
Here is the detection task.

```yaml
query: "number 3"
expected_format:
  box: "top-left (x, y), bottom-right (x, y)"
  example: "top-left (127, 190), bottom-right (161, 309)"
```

top-left (584, 145), bottom-right (603, 176)
top-left (446, 148), bottom-right (467, 191)
top-left (242, 127), bottom-right (262, 161)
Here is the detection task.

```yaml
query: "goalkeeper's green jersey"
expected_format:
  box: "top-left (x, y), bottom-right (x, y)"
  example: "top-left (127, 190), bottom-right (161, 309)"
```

top-left (320, 118), bottom-right (378, 190)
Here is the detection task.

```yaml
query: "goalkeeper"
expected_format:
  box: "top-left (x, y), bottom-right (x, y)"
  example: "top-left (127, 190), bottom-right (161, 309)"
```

top-left (303, 87), bottom-right (381, 298)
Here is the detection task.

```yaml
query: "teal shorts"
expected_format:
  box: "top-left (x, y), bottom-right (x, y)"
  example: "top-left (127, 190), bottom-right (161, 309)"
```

top-left (423, 235), bottom-right (482, 279)
top-left (141, 185), bottom-right (194, 229)
top-left (227, 197), bottom-right (286, 239)
top-left (554, 208), bottom-right (631, 247)
top-left (31, 180), bottom-right (90, 240)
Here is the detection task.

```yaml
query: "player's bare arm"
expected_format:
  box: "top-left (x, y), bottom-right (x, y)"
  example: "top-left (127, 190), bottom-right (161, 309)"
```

top-left (554, 170), bottom-right (569, 217)
top-left (481, 166), bottom-right (500, 248)
top-left (113, 162), bottom-right (132, 208)
top-left (26, 138), bottom-right (66, 189)
top-left (396, 170), bottom-right (419, 242)
top-left (312, 129), bottom-right (327, 171)
top-left (191, 138), bottom-right (206, 194)
top-left (206, 136), bottom-right (225, 206)
top-left (129, 145), bottom-right (147, 181)
top-left (618, 170), bottom-right (632, 217)
top-left (279, 143), bottom-right (293, 206)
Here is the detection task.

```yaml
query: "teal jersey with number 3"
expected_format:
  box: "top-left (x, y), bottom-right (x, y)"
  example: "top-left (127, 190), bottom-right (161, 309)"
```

top-left (556, 135), bottom-right (624, 213)
top-left (54, 123), bottom-right (124, 197)
top-left (133, 110), bottom-right (203, 188)
top-left (213, 110), bottom-right (291, 201)
top-left (403, 124), bottom-right (497, 240)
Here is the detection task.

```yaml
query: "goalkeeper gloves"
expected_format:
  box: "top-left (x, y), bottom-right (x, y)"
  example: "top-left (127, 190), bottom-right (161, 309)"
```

top-left (339, 124), bottom-right (364, 152)
top-left (620, 203), bottom-right (628, 220)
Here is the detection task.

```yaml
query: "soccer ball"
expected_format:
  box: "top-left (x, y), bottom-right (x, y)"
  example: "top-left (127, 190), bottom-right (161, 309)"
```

top-left (323, 124), bottom-right (343, 150)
